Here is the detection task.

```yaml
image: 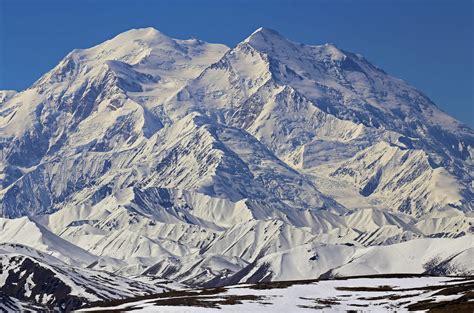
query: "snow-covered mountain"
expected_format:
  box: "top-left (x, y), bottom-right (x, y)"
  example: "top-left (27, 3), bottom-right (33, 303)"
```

top-left (0, 243), bottom-right (168, 311)
top-left (0, 26), bottom-right (473, 311)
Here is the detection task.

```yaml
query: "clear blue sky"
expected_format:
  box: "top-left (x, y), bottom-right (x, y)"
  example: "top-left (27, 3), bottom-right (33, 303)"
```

top-left (0, 0), bottom-right (472, 127)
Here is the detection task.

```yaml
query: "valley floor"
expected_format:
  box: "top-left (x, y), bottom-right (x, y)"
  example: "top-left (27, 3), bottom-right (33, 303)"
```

top-left (81, 275), bottom-right (474, 312)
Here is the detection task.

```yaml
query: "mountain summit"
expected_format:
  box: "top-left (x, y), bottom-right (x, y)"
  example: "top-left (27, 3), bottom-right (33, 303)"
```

top-left (0, 27), bottom-right (473, 310)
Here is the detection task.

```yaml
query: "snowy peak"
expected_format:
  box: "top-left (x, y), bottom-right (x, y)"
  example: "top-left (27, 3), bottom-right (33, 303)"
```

top-left (241, 27), bottom-right (306, 60)
top-left (244, 27), bottom-right (287, 45)
top-left (243, 27), bottom-right (347, 62)
top-left (35, 27), bottom-right (228, 89)
top-left (77, 27), bottom-right (178, 65)
top-left (238, 27), bottom-right (472, 143)
top-left (113, 27), bottom-right (170, 41)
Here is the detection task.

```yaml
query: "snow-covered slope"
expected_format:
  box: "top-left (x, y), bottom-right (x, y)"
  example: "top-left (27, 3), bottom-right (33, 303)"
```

top-left (225, 235), bottom-right (474, 284)
top-left (326, 141), bottom-right (469, 215)
top-left (167, 27), bottom-right (473, 216)
top-left (0, 217), bottom-right (97, 266)
top-left (82, 276), bottom-right (474, 312)
top-left (0, 244), bottom-right (168, 311)
top-left (0, 26), bottom-right (473, 311)
top-left (330, 235), bottom-right (474, 277)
